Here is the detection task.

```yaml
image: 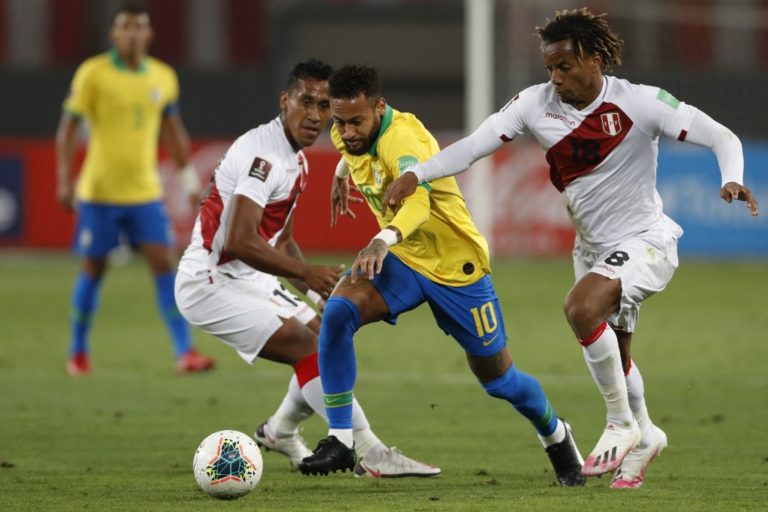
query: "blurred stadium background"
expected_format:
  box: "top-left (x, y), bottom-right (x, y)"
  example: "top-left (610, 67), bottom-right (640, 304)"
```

top-left (0, 0), bottom-right (766, 257)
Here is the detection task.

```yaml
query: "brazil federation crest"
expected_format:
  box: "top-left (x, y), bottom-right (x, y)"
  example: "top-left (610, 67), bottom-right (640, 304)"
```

top-left (372, 163), bottom-right (383, 187)
top-left (601, 112), bottom-right (622, 136)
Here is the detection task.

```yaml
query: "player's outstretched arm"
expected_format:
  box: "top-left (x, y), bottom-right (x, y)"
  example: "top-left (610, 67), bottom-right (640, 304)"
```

top-left (381, 171), bottom-right (419, 216)
top-left (55, 112), bottom-right (81, 212)
top-left (720, 182), bottom-right (759, 216)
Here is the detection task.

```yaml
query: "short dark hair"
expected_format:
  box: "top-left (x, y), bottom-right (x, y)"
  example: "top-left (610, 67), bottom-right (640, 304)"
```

top-left (535, 8), bottom-right (623, 73)
top-left (113, 0), bottom-right (150, 22)
top-left (329, 65), bottom-right (381, 101)
top-left (285, 59), bottom-right (334, 92)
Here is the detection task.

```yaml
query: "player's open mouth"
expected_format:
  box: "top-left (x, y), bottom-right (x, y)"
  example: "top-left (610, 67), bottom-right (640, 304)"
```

top-left (302, 126), bottom-right (319, 135)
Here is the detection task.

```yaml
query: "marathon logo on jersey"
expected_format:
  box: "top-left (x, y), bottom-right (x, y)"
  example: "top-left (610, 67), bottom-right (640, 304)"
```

top-left (601, 112), bottom-right (622, 136)
top-left (248, 157), bottom-right (272, 181)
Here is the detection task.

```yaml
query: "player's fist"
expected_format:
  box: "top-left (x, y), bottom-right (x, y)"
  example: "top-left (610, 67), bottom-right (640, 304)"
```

top-left (720, 182), bottom-right (759, 216)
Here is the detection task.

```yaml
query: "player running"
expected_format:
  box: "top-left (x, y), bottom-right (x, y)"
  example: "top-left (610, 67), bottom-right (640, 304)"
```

top-left (382, 8), bottom-right (758, 489)
top-left (175, 59), bottom-right (438, 478)
top-left (297, 64), bottom-right (586, 487)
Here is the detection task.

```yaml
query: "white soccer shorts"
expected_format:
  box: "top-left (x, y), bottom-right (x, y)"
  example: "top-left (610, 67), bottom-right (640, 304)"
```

top-left (572, 228), bottom-right (680, 333)
top-left (175, 270), bottom-right (317, 363)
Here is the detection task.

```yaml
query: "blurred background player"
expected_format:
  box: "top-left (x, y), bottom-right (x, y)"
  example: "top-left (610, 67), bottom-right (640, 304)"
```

top-left (174, 59), bottom-right (439, 478)
top-left (55, 1), bottom-right (214, 375)
top-left (297, 65), bottom-right (585, 487)
top-left (382, 8), bottom-right (758, 489)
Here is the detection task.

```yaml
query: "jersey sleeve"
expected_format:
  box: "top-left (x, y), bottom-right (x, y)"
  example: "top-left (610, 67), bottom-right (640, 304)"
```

top-left (488, 85), bottom-right (540, 141)
top-left (162, 66), bottom-right (181, 118)
top-left (380, 126), bottom-right (435, 238)
top-left (624, 84), bottom-right (698, 141)
top-left (231, 142), bottom-right (276, 208)
top-left (63, 61), bottom-right (96, 119)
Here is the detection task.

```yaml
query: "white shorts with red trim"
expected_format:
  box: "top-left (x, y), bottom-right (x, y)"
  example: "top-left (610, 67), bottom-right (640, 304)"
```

top-left (572, 226), bottom-right (680, 333)
top-left (175, 270), bottom-right (317, 363)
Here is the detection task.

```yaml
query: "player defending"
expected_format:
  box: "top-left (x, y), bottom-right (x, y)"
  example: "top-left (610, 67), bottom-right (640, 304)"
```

top-left (381, 9), bottom-right (759, 488)
top-left (297, 65), bottom-right (586, 487)
top-left (175, 59), bottom-right (439, 478)
top-left (55, 1), bottom-right (214, 375)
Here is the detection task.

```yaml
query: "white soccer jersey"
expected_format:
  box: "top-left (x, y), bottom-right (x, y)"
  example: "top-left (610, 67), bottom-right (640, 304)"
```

top-left (489, 76), bottom-right (694, 252)
top-left (179, 116), bottom-right (308, 280)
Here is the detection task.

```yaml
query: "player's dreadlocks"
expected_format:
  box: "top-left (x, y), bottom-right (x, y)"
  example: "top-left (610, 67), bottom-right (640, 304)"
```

top-left (329, 65), bottom-right (381, 102)
top-left (285, 58), bottom-right (333, 92)
top-left (535, 8), bottom-right (623, 73)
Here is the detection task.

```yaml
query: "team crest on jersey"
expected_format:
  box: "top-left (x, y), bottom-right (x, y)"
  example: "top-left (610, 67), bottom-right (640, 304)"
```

top-left (248, 157), bottom-right (272, 181)
top-left (150, 88), bottom-right (161, 104)
top-left (372, 163), bottom-right (383, 187)
top-left (601, 112), bottom-right (622, 136)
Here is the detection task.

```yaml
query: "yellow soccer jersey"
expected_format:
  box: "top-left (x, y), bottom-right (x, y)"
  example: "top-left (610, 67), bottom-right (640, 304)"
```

top-left (64, 49), bottom-right (180, 203)
top-left (332, 105), bottom-right (490, 286)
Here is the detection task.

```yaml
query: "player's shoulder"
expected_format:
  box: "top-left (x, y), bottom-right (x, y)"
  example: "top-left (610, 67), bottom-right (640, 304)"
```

top-left (228, 118), bottom-right (286, 164)
top-left (73, 53), bottom-right (112, 76)
top-left (385, 108), bottom-right (433, 142)
top-left (146, 56), bottom-right (177, 79)
top-left (605, 76), bottom-right (662, 105)
top-left (499, 82), bottom-right (554, 115)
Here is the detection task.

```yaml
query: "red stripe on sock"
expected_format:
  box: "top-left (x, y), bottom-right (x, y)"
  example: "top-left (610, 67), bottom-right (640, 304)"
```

top-left (294, 352), bottom-right (319, 388)
top-left (624, 357), bottom-right (633, 376)
top-left (578, 321), bottom-right (608, 347)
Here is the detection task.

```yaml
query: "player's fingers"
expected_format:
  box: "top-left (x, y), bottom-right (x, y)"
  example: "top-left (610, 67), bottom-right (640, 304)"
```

top-left (345, 209), bottom-right (357, 220)
top-left (349, 195), bottom-right (364, 204)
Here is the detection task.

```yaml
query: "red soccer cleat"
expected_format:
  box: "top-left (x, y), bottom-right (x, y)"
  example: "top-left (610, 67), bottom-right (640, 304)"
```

top-left (67, 353), bottom-right (91, 376)
top-left (176, 349), bottom-right (215, 374)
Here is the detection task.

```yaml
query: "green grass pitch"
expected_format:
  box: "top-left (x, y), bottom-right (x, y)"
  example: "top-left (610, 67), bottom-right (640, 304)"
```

top-left (0, 252), bottom-right (766, 511)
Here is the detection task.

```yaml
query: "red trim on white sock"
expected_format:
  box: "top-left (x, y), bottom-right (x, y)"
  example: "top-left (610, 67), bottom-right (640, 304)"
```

top-left (579, 321), bottom-right (608, 347)
top-left (624, 356), bottom-right (633, 376)
top-left (293, 352), bottom-right (319, 388)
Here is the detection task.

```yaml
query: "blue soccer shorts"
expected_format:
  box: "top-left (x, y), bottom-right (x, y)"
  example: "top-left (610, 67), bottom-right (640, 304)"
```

top-left (74, 201), bottom-right (173, 258)
top-left (368, 253), bottom-right (507, 356)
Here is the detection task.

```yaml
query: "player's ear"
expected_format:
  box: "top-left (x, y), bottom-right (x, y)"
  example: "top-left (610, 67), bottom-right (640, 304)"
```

top-left (375, 97), bottom-right (387, 116)
top-left (279, 90), bottom-right (288, 114)
top-left (591, 53), bottom-right (602, 73)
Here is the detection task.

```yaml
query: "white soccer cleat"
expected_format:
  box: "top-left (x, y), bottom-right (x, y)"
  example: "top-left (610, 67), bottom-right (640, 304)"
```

top-left (582, 419), bottom-right (641, 476)
top-left (354, 446), bottom-right (441, 478)
top-left (610, 425), bottom-right (668, 489)
top-left (254, 421), bottom-right (313, 468)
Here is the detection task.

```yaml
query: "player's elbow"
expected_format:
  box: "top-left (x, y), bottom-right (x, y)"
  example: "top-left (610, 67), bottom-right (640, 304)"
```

top-left (222, 232), bottom-right (250, 260)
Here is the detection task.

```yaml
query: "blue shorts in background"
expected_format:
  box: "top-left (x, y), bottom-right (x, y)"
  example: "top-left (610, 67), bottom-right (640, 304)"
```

top-left (74, 201), bottom-right (173, 258)
top-left (368, 253), bottom-right (507, 356)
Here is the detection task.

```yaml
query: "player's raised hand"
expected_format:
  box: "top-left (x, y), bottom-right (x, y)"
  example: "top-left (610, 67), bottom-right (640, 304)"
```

top-left (301, 263), bottom-right (344, 298)
top-left (720, 182), bottom-right (759, 216)
top-left (330, 176), bottom-right (364, 227)
top-left (351, 239), bottom-right (388, 283)
top-left (381, 171), bottom-right (419, 216)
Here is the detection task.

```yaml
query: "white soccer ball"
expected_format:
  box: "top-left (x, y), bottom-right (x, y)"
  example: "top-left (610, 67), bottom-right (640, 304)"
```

top-left (192, 430), bottom-right (263, 499)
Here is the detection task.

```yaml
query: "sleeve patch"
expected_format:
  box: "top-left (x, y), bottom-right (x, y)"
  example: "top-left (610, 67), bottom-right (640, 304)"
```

top-left (656, 89), bottom-right (680, 109)
top-left (397, 155), bottom-right (419, 175)
top-left (248, 157), bottom-right (272, 181)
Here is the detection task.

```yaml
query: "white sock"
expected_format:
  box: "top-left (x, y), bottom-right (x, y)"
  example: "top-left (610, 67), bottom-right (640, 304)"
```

top-left (296, 375), bottom-right (328, 422)
top-left (625, 362), bottom-right (655, 448)
top-left (353, 426), bottom-right (385, 460)
top-left (329, 428), bottom-right (354, 448)
top-left (538, 418), bottom-right (567, 448)
top-left (267, 374), bottom-right (313, 436)
top-left (582, 324), bottom-right (634, 426)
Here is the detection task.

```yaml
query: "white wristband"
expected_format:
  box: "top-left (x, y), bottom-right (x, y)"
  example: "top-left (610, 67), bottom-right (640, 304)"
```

top-left (179, 164), bottom-right (201, 195)
top-left (306, 289), bottom-right (323, 305)
top-left (334, 158), bottom-right (350, 178)
top-left (373, 228), bottom-right (398, 247)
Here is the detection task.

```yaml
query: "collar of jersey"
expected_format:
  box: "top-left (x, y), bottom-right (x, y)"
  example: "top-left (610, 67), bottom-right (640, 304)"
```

top-left (109, 48), bottom-right (148, 74)
top-left (367, 105), bottom-right (394, 157)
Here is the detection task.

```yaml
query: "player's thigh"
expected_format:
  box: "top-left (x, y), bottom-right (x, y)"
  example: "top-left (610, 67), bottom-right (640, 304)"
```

top-left (587, 234), bottom-right (679, 332)
top-left (338, 253), bottom-right (423, 325)
top-left (175, 272), bottom-right (316, 364)
top-left (421, 274), bottom-right (508, 357)
top-left (74, 202), bottom-right (121, 258)
top-left (125, 201), bottom-right (174, 248)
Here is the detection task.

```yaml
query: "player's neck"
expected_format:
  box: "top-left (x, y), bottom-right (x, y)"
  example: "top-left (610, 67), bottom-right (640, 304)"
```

top-left (120, 51), bottom-right (145, 71)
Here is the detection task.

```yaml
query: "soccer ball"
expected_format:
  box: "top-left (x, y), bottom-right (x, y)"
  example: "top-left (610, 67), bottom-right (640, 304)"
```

top-left (192, 430), bottom-right (263, 499)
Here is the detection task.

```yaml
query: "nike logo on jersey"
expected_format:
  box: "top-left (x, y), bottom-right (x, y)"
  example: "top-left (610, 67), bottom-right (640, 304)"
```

top-left (482, 333), bottom-right (500, 347)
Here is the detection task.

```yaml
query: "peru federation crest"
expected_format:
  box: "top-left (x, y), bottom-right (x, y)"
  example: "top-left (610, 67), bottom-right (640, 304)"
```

top-left (601, 112), bottom-right (622, 136)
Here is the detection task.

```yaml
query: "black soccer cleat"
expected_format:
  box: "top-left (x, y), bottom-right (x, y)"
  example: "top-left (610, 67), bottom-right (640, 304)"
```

top-left (544, 419), bottom-right (587, 487)
top-left (298, 436), bottom-right (356, 476)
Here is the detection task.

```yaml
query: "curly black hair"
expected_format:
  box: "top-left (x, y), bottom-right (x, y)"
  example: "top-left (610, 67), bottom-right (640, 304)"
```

top-left (285, 59), bottom-right (334, 92)
top-left (113, 0), bottom-right (150, 22)
top-left (328, 65), bottom-right (381, 101)
top-left (535, 8), bottom-right (623, 73)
